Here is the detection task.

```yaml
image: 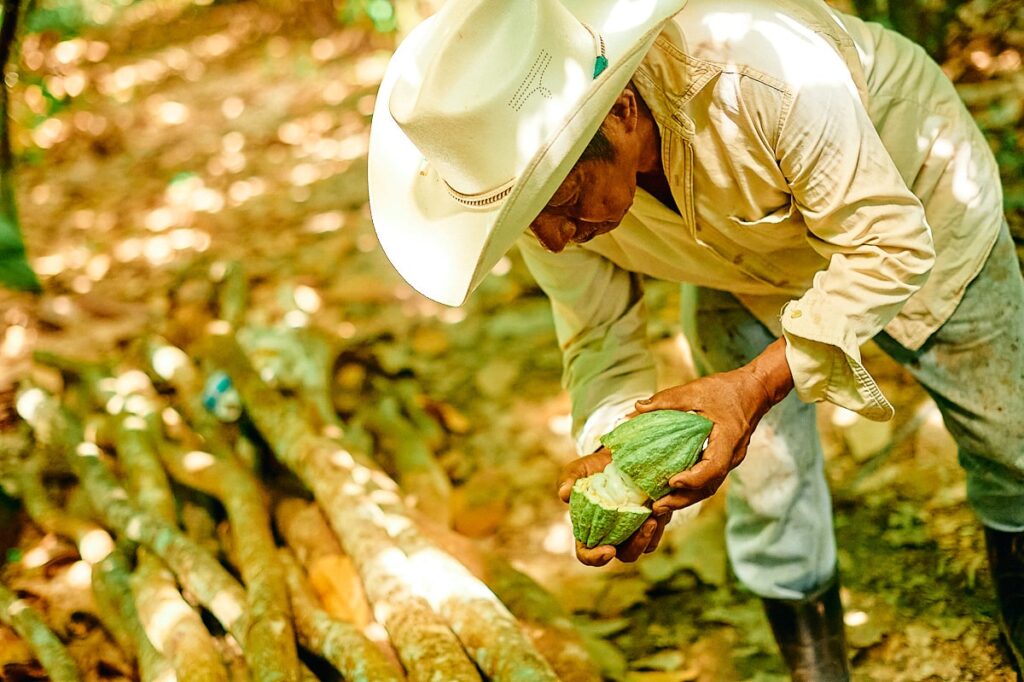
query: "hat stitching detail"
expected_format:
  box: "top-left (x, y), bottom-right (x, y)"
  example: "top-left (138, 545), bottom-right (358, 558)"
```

top-left (508, 50), bottom-right (553, 112)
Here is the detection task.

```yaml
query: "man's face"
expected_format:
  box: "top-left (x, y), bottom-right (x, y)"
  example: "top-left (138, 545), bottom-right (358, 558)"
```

top-left (528, 88), bottom-right (647, 253)
top-left (528, 155), bottom-right (639, 252)
top-left (528, 92), bottom-right (644, 253)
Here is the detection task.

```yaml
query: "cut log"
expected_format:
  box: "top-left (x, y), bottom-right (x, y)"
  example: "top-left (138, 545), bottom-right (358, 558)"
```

top-left (37, 355), bottom-right (247, 682)
top-left (273, 390), bottom-right (596, 680)
top-left (361, 394), bottom-right (451, 526)
top-left (14, 389), bottom-right (277, 681)
top-left (205, 334), bottom-right (560, 682)
top-left (0, 581), bottom-right (80, 681)
top-left (234, 326), bottom-right (340, 432)
top-left (155, 436), bottom-right (297, 681)
top-left (203, 336), bottom-right (481, 682)
top-left (109, 406), bottom-right (228, 682)
top-left (92, 547), bottom-right (176, 682)
top-left (142, 340), bottom-right (298, 682)
top-left (14, 452), bottom-right (173, 680)
top-left (130, 554), bottom-right (228, 682)
top-left (273, 498), bottom-right (373, 628)
top-left (114, 412), bottom-right (176, 524)
top-left (279, 550), bottom-right (405, 682)
top-left (415, 518), bottom-right (602, 682)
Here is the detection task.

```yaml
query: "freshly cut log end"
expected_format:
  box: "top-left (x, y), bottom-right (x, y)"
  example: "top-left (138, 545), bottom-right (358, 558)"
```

top-left (569, 463), bottom-right (651, 548)
top-left (600, 410), bottom-right (713, 500)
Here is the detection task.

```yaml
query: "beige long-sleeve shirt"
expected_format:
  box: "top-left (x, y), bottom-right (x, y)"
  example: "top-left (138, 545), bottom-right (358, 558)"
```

top-left (519, 0), bottom-right (1003, 455)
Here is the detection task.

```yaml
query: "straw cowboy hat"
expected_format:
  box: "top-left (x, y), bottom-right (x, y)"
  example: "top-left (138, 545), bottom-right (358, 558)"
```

top-left (368, 0), bottom-right (687, 306)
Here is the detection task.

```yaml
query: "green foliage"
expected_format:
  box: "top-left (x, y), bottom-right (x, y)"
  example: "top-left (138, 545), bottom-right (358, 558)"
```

top-left (852, 0), bottom-right (966, 60)
top-left (338, 0), bottom-right (396, 33)
top-left (995, 132), bottom-right (1024, 210)
top-left (0, 210), bottom-right (41, 292)
top-left (23, 0), bottom-right (88, 38)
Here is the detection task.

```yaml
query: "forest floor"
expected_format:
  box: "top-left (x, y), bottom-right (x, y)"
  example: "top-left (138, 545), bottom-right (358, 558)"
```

top-left (1, 0), bottom-right (1022, 680)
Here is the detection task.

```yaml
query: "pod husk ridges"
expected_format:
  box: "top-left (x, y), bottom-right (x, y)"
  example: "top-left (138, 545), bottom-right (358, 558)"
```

top-left (600, 410), bottom-right (713, 500)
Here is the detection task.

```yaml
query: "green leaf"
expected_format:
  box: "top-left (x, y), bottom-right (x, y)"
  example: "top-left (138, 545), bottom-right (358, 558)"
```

top-left (0, 213), bottom-right (41, 292)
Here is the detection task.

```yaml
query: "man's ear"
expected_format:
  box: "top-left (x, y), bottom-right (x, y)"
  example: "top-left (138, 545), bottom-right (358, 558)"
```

top-left (608, 87), bottom-right (639, 133)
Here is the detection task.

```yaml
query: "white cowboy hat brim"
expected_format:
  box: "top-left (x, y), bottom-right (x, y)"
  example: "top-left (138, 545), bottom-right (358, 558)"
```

top-left (369, 2), bottom-right (684, 306)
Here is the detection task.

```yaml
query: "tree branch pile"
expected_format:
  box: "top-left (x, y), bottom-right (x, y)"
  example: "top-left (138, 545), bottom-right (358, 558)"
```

top-left (0, 325), bottom-right (601, 681)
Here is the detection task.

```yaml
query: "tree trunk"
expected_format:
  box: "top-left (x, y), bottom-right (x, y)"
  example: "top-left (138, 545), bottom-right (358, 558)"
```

top-left (0, 0), bottom-right (40, 291)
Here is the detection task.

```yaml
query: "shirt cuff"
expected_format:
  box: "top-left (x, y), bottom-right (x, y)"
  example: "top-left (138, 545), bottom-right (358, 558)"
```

top-left (575, 395), bottom-right (650, 456)
top-left (780, 298), bottom-right (894, 422)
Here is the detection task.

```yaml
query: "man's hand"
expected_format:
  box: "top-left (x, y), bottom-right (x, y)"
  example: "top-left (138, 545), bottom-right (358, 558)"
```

top-left (557, 448), bottom-right (672, 567)
top-left (636, 337), bottom-right (794, 514)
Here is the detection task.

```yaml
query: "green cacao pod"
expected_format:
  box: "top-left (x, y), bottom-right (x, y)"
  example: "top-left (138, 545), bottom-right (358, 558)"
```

top-left (569, 462), bottom-right (651, 548)
top-left (600, 410), bottom-right (713, 500)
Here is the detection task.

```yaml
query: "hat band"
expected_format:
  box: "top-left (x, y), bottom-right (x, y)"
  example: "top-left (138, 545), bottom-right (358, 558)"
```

top-left (443, 176), bottom-right (515, 207)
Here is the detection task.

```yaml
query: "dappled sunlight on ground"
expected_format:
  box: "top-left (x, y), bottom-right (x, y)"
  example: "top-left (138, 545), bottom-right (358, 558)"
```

top-left (0, 0), bottom-right (1021, 679)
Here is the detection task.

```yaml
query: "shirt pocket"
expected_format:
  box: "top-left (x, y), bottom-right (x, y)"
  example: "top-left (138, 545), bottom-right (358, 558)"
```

top-left (714, 201), bottom-right (807, 288)
top-left (727, 199), bottom-right (808, 252)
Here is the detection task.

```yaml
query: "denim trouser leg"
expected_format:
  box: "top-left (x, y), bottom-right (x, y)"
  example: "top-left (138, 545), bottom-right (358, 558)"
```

top-left (874, 224), bottom-right (1024, 532)
top-left (683, 285), bottom-right (838, 599)
top-left (680, 222), bottom-right (1024, 599)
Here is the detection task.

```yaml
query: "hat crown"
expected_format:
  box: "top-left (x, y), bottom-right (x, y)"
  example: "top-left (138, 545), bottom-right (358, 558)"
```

top-left (389, 0), bottom-right (597, 197)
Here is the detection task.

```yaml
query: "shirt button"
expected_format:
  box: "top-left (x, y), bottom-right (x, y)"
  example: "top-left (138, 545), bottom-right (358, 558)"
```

top-left (790, 310), bottom-right (803, 319)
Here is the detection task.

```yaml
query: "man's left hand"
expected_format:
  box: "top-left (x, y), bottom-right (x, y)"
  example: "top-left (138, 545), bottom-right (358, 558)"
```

top-left (557, 449), bottom-right (672, 566)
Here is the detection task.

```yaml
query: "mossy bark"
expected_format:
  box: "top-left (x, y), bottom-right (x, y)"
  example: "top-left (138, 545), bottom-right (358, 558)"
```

top-left (92, 547), bottom-right (177, 682)
top-left (280, 549), bottom-right (405, 682)
top-left (16, 392), bottom-right (271, 679)
top-left (0, 581), bottom-right (79, 681)
top-left (142, 339), bottom-right (298, 681)
top-left (203, 335), bottom-right (481, 682)
top-left (206, 334), bottom-right (561, 682)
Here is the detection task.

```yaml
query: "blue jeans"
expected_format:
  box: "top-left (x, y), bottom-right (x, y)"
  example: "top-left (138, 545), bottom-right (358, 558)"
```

top-left (682, 223), bottom-right (1024, 599)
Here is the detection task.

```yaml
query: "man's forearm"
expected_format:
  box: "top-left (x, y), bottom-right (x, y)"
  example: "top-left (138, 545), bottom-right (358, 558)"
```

top-left (746, 337), bottom-right (795, 408)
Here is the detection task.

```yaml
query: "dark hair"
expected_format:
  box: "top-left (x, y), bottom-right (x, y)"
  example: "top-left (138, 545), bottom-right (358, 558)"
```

top-left (578, 124), bottom-right (616, 163)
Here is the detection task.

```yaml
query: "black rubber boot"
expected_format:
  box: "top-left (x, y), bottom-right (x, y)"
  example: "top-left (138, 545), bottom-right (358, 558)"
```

top-left (984, 527), bottom-right (1024, 674)
top-left (762, 573), bottom-right (851, 681)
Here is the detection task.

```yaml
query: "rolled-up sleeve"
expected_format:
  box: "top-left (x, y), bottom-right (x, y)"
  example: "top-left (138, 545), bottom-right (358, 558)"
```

top-left (778, 70), bottom-right (936, 421)
top-left (518, 234), bottom-right (657, 454)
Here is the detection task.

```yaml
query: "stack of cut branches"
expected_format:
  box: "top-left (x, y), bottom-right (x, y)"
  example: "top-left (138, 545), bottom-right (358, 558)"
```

top-left (0, 323), bottom-right (601, 681)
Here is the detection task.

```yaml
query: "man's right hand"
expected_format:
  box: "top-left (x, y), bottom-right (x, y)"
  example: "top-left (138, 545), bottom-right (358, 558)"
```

top-left (557, 448), bottom-right (672, 567)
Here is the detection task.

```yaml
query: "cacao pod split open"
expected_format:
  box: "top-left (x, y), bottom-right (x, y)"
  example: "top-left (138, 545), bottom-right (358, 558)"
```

top-left (569, 410), bottom-right (713, 548)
